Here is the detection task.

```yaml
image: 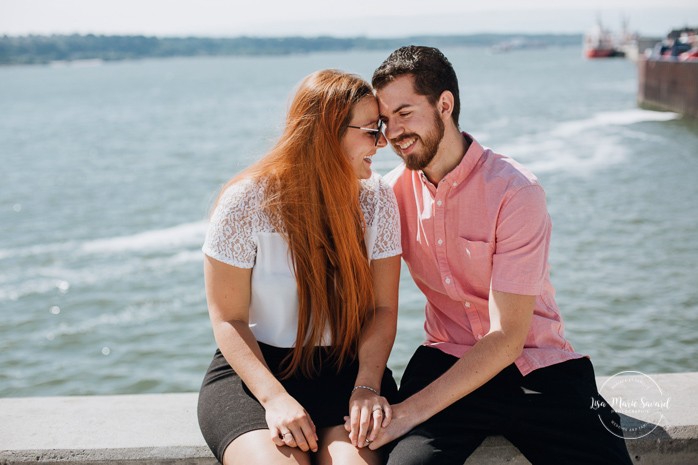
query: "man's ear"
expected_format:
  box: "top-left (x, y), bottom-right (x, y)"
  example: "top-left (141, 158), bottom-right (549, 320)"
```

top-left (437, 91), bottom-right (454, 121)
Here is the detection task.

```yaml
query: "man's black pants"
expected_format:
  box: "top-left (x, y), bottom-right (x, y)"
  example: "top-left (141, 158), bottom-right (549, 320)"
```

top-left (387, 346), bottom-right (633, 465)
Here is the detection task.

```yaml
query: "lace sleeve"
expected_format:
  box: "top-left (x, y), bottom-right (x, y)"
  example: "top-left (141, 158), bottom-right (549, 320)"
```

top-left (202, 180), bottom-right (258, 268)
top-left (368, 175), bottom-right (402, 260)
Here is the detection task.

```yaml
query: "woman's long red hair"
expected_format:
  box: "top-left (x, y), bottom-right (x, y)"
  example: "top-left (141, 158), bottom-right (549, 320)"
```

top-left (215, 69), bottom-right (375, 378)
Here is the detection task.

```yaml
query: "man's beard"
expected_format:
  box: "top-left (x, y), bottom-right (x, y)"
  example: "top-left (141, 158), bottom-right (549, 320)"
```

top-left (392, 110), bottom-right (445, 171)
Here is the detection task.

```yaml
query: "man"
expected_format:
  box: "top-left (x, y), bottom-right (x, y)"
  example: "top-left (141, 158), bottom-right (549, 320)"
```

top-left (368, 46), bottom-right (632, 464)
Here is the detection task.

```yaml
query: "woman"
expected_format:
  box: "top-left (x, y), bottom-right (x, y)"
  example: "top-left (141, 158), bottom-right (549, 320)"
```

top-left (198, 69), bottom-right (402, 465)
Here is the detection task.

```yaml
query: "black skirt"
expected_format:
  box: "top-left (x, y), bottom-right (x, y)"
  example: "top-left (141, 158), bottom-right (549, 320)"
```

top-left (197, 342), bottom-right (398, 463)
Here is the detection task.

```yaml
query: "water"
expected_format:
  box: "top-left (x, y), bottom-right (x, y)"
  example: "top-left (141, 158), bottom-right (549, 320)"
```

top-left (1, 47), bottom-right (697, 398)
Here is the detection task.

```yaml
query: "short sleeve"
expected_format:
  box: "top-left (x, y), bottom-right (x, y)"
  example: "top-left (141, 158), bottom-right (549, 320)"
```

top-left (371, 176), bottom-right (402, 260)
top-left (202, 181), bottom-right (257, 268)
top-left (491, 185), bottom-right (551, 295)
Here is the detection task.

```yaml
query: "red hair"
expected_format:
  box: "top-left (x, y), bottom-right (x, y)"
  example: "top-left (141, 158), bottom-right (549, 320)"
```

top-left (216, 69), bottom-right (375, 378)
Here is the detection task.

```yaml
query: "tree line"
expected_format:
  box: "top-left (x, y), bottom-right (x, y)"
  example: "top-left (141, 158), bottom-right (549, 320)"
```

top-left (0, 33), bottom-right (583, 65)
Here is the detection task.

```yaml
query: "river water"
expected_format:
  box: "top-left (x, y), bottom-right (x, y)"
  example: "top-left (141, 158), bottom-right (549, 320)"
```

top-left (1, 46), bottom-right (697, 397)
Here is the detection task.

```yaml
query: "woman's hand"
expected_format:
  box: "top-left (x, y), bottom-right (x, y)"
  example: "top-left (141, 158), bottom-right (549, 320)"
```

top-left (346, 387), bottom-right (392, 448)
top-left (264, 393), bottom-right (318, 453)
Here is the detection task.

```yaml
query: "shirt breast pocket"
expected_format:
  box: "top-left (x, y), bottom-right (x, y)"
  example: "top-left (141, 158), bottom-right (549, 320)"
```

top-left (458, 238), bottom-right (494, 290)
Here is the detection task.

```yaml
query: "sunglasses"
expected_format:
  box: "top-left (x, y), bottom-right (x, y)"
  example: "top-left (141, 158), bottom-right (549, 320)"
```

top-left (347, 120), bottom-right (384, 146)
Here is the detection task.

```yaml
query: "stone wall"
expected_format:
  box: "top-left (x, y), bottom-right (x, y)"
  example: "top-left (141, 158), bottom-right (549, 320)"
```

top-left (638, 58), bottom-right (698, 119)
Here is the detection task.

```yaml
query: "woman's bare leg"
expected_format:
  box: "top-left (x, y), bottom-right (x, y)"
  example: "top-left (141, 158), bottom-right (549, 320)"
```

top-left (315, 425), bottom-right (383, 465)
top-left (223, 429), bottom-right (311, 465)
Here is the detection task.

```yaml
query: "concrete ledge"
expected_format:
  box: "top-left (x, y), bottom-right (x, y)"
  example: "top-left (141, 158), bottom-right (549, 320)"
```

top-left (1, 373), bottom-right (697, 464)
top-left (0, 393), bottom-right (215, 465)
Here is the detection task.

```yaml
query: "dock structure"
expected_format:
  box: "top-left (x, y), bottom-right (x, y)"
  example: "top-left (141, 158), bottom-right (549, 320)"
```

top-left (1, 372), bottom-right (697, 464)
top-left (638, 58), bottom-right (698, 120)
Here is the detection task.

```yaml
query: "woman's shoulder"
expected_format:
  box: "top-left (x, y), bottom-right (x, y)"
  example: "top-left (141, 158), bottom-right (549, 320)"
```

top-left (216, 177), bottom-right (268, 214)
top-left (204, 177), bottom-right (268, 268)
top-left (209, 177), bottom-right (275, 234)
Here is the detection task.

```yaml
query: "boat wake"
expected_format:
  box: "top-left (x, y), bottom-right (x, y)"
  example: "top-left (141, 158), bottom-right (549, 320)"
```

top-left (495, 109), bottom-right (679, 175)
top-left (0, 221), bottom-right (208, 301)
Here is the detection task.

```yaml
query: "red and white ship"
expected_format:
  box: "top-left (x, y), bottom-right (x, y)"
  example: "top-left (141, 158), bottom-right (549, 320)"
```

top-left (583, 17), bottom-right (635, 58)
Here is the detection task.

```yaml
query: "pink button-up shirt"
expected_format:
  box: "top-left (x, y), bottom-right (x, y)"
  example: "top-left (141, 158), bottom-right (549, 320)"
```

top-left (385, 133), bottom-right (584, 375)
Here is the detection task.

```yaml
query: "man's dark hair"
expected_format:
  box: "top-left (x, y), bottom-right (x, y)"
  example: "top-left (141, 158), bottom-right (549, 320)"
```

top-left (372, 46), bottom-right (460, 127)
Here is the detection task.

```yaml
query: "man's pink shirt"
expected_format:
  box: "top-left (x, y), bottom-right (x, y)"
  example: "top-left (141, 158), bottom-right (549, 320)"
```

top-left (385, 134), bottom-right (584, 375)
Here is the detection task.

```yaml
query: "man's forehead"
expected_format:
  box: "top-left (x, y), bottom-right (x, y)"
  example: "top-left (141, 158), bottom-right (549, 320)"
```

top-left (376, 75), bottom-right (415, 99)
top-left (376, 74), bottom-right (430, 113)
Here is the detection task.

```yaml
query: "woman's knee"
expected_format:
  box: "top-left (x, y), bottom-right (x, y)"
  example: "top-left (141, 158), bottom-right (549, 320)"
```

top-left (315, 425), bottom-right (383, 465)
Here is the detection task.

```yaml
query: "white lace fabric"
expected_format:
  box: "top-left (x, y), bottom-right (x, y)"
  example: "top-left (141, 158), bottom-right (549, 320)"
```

top-left (201, 172), bottom-right (402, 348)
top-left (203, 172), bottom-right (401, 269)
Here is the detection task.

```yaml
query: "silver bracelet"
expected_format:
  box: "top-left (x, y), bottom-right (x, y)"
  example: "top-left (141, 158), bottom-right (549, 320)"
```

top-left (351, 385), bottom-right (379, 396)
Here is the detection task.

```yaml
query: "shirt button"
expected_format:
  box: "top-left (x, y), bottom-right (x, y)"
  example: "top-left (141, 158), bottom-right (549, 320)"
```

top-left (438, 239), bottom-right (443, 245)
top-left (445, 278), bottom-right (451, 284)
top-left (465, 301), bottom-right (471, 308)
top-left (478, 334), bottom-right (483, 340)
top-left (437, 200), bottom-right (442, 206)
top-left (453, 182), bottom-right (458, 187)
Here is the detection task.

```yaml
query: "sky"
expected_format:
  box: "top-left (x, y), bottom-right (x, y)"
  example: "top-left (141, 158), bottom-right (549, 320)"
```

top-left (2, 0), bottom-right (697, 38)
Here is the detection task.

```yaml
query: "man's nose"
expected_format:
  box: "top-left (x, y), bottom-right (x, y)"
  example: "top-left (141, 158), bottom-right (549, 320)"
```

top-left (384, 118), bottom-right (403, 141)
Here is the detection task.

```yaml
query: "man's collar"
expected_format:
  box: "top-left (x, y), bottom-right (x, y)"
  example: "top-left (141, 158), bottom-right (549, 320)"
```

top-left (418, 132), bottom-right (484, 187)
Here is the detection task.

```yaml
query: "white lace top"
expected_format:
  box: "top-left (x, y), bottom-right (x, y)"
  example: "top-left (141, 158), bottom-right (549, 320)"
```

top-left (202, 172), bottom-right (402, 348)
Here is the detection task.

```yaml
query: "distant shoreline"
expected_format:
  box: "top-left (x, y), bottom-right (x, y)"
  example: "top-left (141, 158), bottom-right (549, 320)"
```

top-left (0, 33), bottom-right (582, 66)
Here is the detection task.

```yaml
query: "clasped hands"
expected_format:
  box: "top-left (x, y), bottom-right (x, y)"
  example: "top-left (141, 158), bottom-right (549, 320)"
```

top-left (343, 386), bottom-right (392, 449)
top-left (265, 388), bottom-right (402, 452)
